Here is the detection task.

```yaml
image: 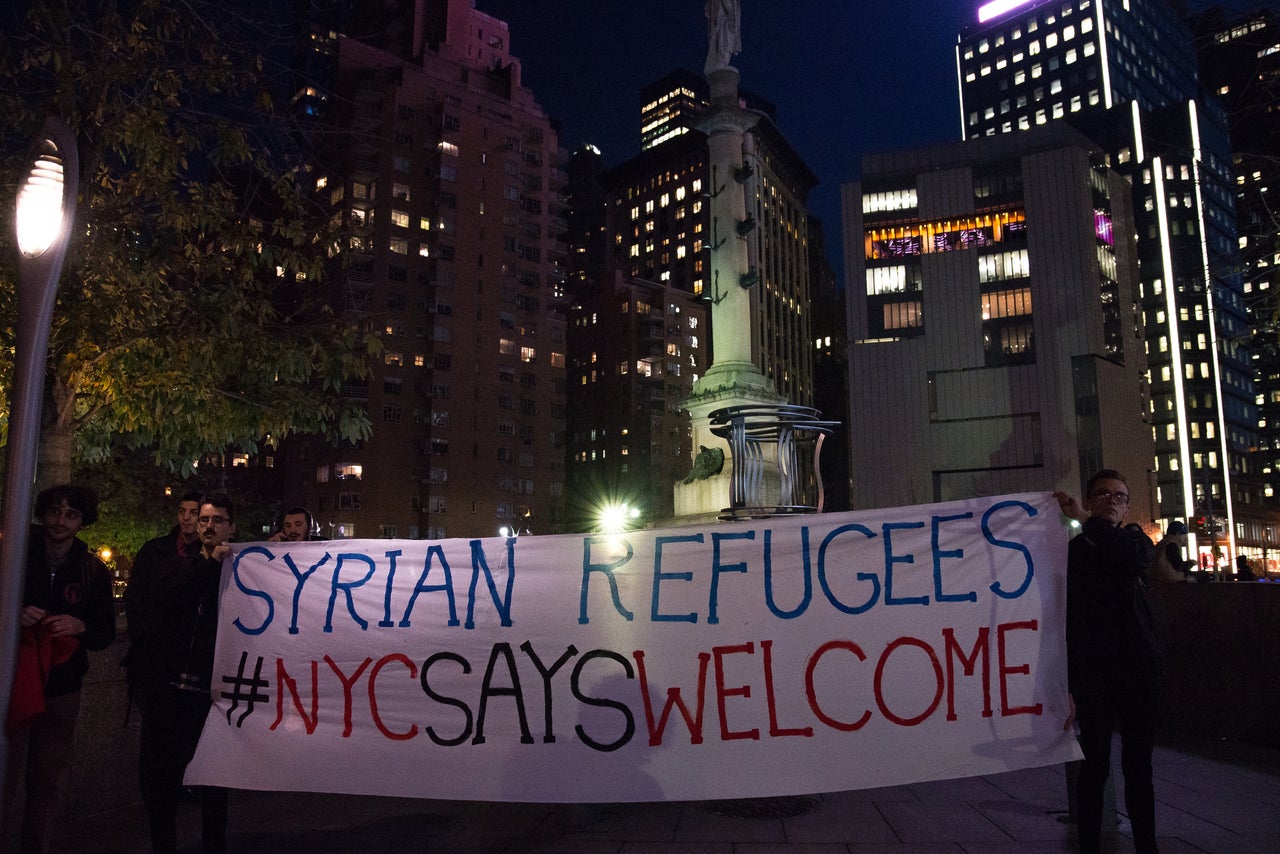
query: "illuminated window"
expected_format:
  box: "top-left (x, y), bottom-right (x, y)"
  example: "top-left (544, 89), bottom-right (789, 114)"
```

top-left (882, 301), bottom-right (922, 330)
top-left (866, 265), bottom-right (908, 295)
top-left (981, 287), bottom-right (1032, 319)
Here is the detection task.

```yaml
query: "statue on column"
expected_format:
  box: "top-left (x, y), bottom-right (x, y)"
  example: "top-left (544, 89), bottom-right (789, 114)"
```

top-left (705, 0), bottom-right (742, 72)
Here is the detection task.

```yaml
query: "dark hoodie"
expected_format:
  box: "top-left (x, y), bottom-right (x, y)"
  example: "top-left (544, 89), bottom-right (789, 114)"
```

top-left (23, 528), bottom-right (116, 697)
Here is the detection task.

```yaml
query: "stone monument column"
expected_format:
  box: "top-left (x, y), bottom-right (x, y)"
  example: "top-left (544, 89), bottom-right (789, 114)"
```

top-left (673, 1), bottom-right (785, 521)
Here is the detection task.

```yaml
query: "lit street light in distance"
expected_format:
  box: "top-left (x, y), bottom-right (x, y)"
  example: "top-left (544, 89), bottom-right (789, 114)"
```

top-left (598, 502), bottom-right (641, 534)
top-left (499, 510), bottom-right (533, 539)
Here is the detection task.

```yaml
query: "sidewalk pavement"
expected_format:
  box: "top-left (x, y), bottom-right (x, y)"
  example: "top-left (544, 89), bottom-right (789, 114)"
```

top-left (40, 631), bottom-right (1280, 853)
top-left (54, 729), bottom-right (1280, 853)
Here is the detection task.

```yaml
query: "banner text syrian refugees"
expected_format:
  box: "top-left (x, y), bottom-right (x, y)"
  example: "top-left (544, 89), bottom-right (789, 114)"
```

top-left (186, 493), bottom-right (1081, 801)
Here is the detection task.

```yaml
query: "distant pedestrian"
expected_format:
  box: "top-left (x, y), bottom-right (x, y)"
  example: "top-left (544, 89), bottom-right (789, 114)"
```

top-left (3, 484), bottom-right (115, 853)
top-left (1235, 554), bottom-right (1257, 582)
top-left (1056, 469), bottom-right (1162, 854)
top-left (1152, 520), bottom-right (1193, 583)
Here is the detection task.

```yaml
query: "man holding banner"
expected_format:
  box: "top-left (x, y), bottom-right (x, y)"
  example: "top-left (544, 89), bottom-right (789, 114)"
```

top-left (1058, 471), bottom-right (1162, 854)
top-left (128, 495), bottom-right (236, 854)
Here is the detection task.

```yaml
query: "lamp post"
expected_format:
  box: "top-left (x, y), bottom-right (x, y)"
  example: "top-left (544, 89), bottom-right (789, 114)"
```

top-left (0, 117), bottom-right (79, 802)
top-left (598, 502), bottom-right (640, 535)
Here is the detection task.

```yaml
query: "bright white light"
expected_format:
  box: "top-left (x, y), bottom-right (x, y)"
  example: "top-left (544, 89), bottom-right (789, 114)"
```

top-left (977, 0), bottom-right (1037, 25)
top-left (599, 503), bottom-right (639, 534)
top-left (15, 140), bottom-right (68, 258)
top-left (599, 504), bottom-right (628, 534)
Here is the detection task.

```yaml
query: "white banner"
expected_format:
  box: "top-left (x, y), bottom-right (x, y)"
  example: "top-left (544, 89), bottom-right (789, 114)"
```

top-left (186, 492), bottom-right (1081, 801)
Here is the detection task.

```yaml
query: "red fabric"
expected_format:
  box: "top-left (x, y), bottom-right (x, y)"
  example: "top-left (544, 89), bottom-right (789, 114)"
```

top-left (6, 623), bottom-right (80, 736)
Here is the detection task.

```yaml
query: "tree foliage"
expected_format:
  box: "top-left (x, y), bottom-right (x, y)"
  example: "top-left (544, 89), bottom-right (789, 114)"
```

top-left (0, 0), bottom-right (373, 486)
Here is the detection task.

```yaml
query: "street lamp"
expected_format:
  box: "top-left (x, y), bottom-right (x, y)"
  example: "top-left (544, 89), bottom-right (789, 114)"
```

top-left (598, 502), bottom-right (640, 534)
top-left (0, 117), bottom-right (79, 802)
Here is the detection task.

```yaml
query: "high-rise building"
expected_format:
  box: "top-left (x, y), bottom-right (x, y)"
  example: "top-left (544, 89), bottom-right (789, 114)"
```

top-left (956, 0), bottom-right (1256, 558)
top-left (809, 217), bottom-right (850, 512)
top-left (607, 70), bottom-right (819, 405)
top-left (1192, 6), bottom-right (1280, 568)
top-left (565, 271), bottom-right (706, 527)
top-left (565, 144), bottom-right (611, 299)
top-left (638, 69), bottom-right (777, 153)
top-left (564, 136), bottom-right (710, 527)
top-left (564, 68), bottom-right (823, 525)
top-left (844, 125), bottom-right (1154, 515)
top-left (279, 0), bottom-right (569, 539)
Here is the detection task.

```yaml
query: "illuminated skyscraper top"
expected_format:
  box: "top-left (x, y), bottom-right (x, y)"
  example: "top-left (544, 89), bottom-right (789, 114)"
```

top-left (958, 0), bottom-right (1198, 139)
top-left (957, 0), bottom-right (1256, 552)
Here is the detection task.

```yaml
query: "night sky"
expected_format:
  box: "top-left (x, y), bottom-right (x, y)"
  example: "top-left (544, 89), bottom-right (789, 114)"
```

top-left (481, 0), bottom-right (977, 281)
top-left (479, 0), bottom-right (1280, 283)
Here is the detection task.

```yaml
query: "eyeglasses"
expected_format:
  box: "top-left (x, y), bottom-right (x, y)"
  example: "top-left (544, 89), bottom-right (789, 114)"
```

top-left (1088, 489), bottom-right (1130, 505)
top-left (198, 515), bottom-right (230, 525)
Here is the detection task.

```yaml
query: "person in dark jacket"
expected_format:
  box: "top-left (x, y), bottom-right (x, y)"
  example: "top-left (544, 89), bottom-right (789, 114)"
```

top-left (126, 494), bottom-right (234, 854)
top-left (2, 484), bottom-right (115, 853)
top-left (1057, 470), bottom-right (1162, 854)
top-left (124, 491), bottom-right (202, 681)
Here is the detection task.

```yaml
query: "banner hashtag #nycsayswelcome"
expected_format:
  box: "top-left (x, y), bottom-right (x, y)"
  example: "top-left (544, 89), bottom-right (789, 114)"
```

top-left (220, 651), bottom-right (270, 727)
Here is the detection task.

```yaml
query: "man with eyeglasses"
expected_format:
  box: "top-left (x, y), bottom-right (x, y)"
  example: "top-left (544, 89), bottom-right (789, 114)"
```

top-left (128, 495), bottom-right (234, 854)
top-left (1056, 470), bottom-right (1161, 854)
